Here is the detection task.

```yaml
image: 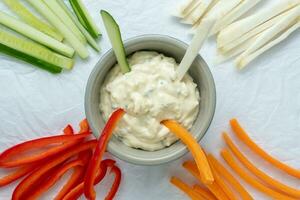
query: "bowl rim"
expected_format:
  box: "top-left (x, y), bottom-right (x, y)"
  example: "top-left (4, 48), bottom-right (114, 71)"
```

top-left (85, 34), bottom-right (216, 165)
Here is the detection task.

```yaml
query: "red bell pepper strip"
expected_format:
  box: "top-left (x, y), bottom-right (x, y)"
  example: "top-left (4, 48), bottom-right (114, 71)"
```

top-left (84, 108), bottom-right (125, 200)
top-left (63, 159), bottom-right (116, 200)
top-left (0, 164), bottom-right (36, 187)
top-left (105, 165), bottom-right (122, 200)
top-left (63, 125), bottom-right (74, 135)
top-left (0, 133), bottom-right (90, 168)
top-left (12, 140), bottom-right (97, 200)
top-left (30, 158), bottom-right (85, 199)
top-left (54, 150), bottom-right (93, 200)
top-left (79, 118), bottom-right (90, 134)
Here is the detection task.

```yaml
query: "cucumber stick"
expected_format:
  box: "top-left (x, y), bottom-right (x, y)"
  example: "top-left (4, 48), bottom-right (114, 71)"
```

top-left (101, 10), bottom-right (130, 74)
top-left (0, 11), bottom-right (74, 58)
top-left (69, 0), bottom-right (87, 30)
top-left (43, 0), bottom-right (86, 44)
top-left (56, 0), bottom-right (100, 51)
top-left (3, 0), bottom-right (63, 42)
top-left (70, 0), bottom-right (101, 38)
top-left (28, 0), bottom-right (89, 59)
top-left (0, 29), bottom-right (74, 73)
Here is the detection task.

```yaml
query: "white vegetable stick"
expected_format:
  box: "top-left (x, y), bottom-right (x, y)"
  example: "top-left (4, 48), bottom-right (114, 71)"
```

top-left (43, 0), bottom-right (86, 43)
top-left (181, 0), bottom-right (212, 25)
top-left (177, 18), bottom-right (216, 80)
top-left (219, 11), bottom-right (288, 51)
top-left (192, 0), bottom-right (242, 35)
top-left (236, 21), bottom-right (300, 69)
top-left (210, 0), bottom-right (262, 36)
top-left (218, 0), bottom-right (300, 46)
top-left (173, 0), bottom-right (199, 18)
top-left (216, 36), bottom-right (256, 64)
top-left (240, 6), bottom-right (300, 58)
top-left (28, 0), bottom-right (88, 59)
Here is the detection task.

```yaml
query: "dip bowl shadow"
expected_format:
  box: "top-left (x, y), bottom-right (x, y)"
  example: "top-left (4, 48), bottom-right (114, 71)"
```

top-left (85, 34), bottom-right (216, 165)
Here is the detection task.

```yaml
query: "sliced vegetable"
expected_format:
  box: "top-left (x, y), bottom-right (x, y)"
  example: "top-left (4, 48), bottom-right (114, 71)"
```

top-left (223, 133), bottom-right (300, 198)
top-left (0, 30), bottom-right (68, 73)
top-left (0, 11), bottom-right (74, 57)
top-left (0, 164), bottom-right (36, 187)
top-left (43, 0), bottom-right (86, 43)
top-left (105, 165), bottom-right (122, 200)
top-left (0, 132), bottom-right (90, 168)
top-left (69, 0), bottom-right (101, 38)
top-left (193, 185), bottom-right (217, 200)
top-left (101, 10), bottom-right (130, 74)
top-left (210, 0), bottom-right (262, 36)
top-left (170, 177), bottom-right (206, 200)
top-left (28, 0), bottom-right (89, 59)
top-left (207, 154), bottom-right (253, 200)
top-left (63, 125), bottom-right (74, 135)
top-left (236, 21), bottom-right (300, 68)
top-left (173, 0), bottom-right (200, 18)
top-left (183, 161), bottom-right (228, 200)
top-left (56, 0), bottom-right (100, 51)
top-left (181, 0), bottom-right (212, 25)
top-left (12, 140), bottom-right (97, 200)
top-left (162, 120), bottom-right (213, 184)
top-left (221, 149), bottom-right (296, 200)
top-left (230, 119), bottom-right (300, 178)
top-left (217, 0), bottom-right (300, 47)
top-left (192, 0), bottom-right (220, 28)
top-left (79, 118), bottom-right (90, 134)
top-left (63, 159), bottom-right (116, 200)
top-left (3, 0), bottom-right (63, 41)
top-left (84, 108), bottom-right (125, 200)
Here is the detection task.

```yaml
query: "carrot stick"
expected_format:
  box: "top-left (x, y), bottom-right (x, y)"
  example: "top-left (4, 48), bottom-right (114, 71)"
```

top-left (207, 158), bottom-right (238, 200)
top-left (183, 161), bottom-right (229, 200)
top-left (223, 133), bottom-right (300, 198)
top-left (193, 185), bottom-right (217, 200)
top-left (230, 119), bottom-right (300, 179)
top-left (207, 154), bottom-right (253, 200)
top-left (221, 149), bottom-right (297, 200)
top-left (170, 177), bottom-right (206, 200)
top-left (162, 120), bottom-right (214, 184)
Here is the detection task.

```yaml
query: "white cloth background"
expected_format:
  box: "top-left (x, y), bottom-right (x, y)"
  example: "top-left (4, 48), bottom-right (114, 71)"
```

top-left (0, 0), bottom-right (299, 199)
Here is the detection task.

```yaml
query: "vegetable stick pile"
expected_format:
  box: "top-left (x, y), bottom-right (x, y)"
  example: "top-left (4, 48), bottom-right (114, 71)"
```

top-left (168, 119), bottom-right (300, 200)
top-left (0, 0), bottom-right (101, 73)
top-left (173, 0), bottom-right (300, 69)
top-left (0, 115), bottom-right (124, 200)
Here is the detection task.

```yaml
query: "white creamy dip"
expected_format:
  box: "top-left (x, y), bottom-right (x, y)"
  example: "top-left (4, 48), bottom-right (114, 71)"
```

top-left (100, 51), bottom-right (200, 151)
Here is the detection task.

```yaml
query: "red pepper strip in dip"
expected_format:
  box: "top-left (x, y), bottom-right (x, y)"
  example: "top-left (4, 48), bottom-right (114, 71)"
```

top-left (84, 108), bottom-right (125, 200)
top-left (0, 133), bottom-right (90, 168)
top-left (30, 158), bottom-right (85, 199)
top-left (12, 140), bottom-right (97, 200)
top-left (63, 125), bottom-right (74, 135)
top-left (0, 164), bottom-right (36, 187)
top-left (105, 165), bottom-right (122, 200)
top-left (63, 159), bottom-right (116, 200)
top-left (55, 150), bottom-right (93, 200)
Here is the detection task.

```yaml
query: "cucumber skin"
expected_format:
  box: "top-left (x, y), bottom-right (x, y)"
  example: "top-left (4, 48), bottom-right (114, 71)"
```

top-left (0, 43), bottom-right (62, 74)
top-left (101, 10), bottom-right (130, 74)
top-left (69, 0), bottom-right (99, 39)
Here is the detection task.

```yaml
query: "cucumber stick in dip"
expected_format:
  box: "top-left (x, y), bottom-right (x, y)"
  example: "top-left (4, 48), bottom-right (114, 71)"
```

top-left (69, 0), bottom-right (101, 38)
top-left (101, 10), bottom-right (130, 74)
top-left (56, 0), bottom-right (100, 51)
top-left (0, 11), bottom-right (74, 58)
top-left (0, 29), bottom-right (74, 73)
top-left (43, 0), bottom-right (87, 44)
top-left (27, 0), bottom-right (89, 59)
top-left (3, 0), bottom-right (63, 41)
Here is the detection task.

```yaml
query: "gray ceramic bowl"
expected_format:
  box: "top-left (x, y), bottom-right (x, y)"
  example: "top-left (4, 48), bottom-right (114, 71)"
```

top-left (85, 34), bottom-right (216, 165)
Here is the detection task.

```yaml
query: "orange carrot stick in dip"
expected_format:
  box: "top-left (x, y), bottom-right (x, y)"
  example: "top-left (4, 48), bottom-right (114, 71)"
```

top-left (183, 161), bottom-right (229, 200)
top-left (161, 120), bottom-right (213, 184)
top-left (221, 149), bottom-right (297, 200)
top-left (170, 177), bottom-right (206, 200)
top-left (223, 132), bottom-right (300, 198)
top-left (207, 154), bottom-right (253, 200)
top-left (193, 185), bottom-right (217, 200)
top-left (230, 119), bottom-right (300, 179)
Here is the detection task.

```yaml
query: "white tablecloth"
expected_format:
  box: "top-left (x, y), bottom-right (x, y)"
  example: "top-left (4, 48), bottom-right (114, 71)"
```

top-left (0, 0), bottom-right (300, 199)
